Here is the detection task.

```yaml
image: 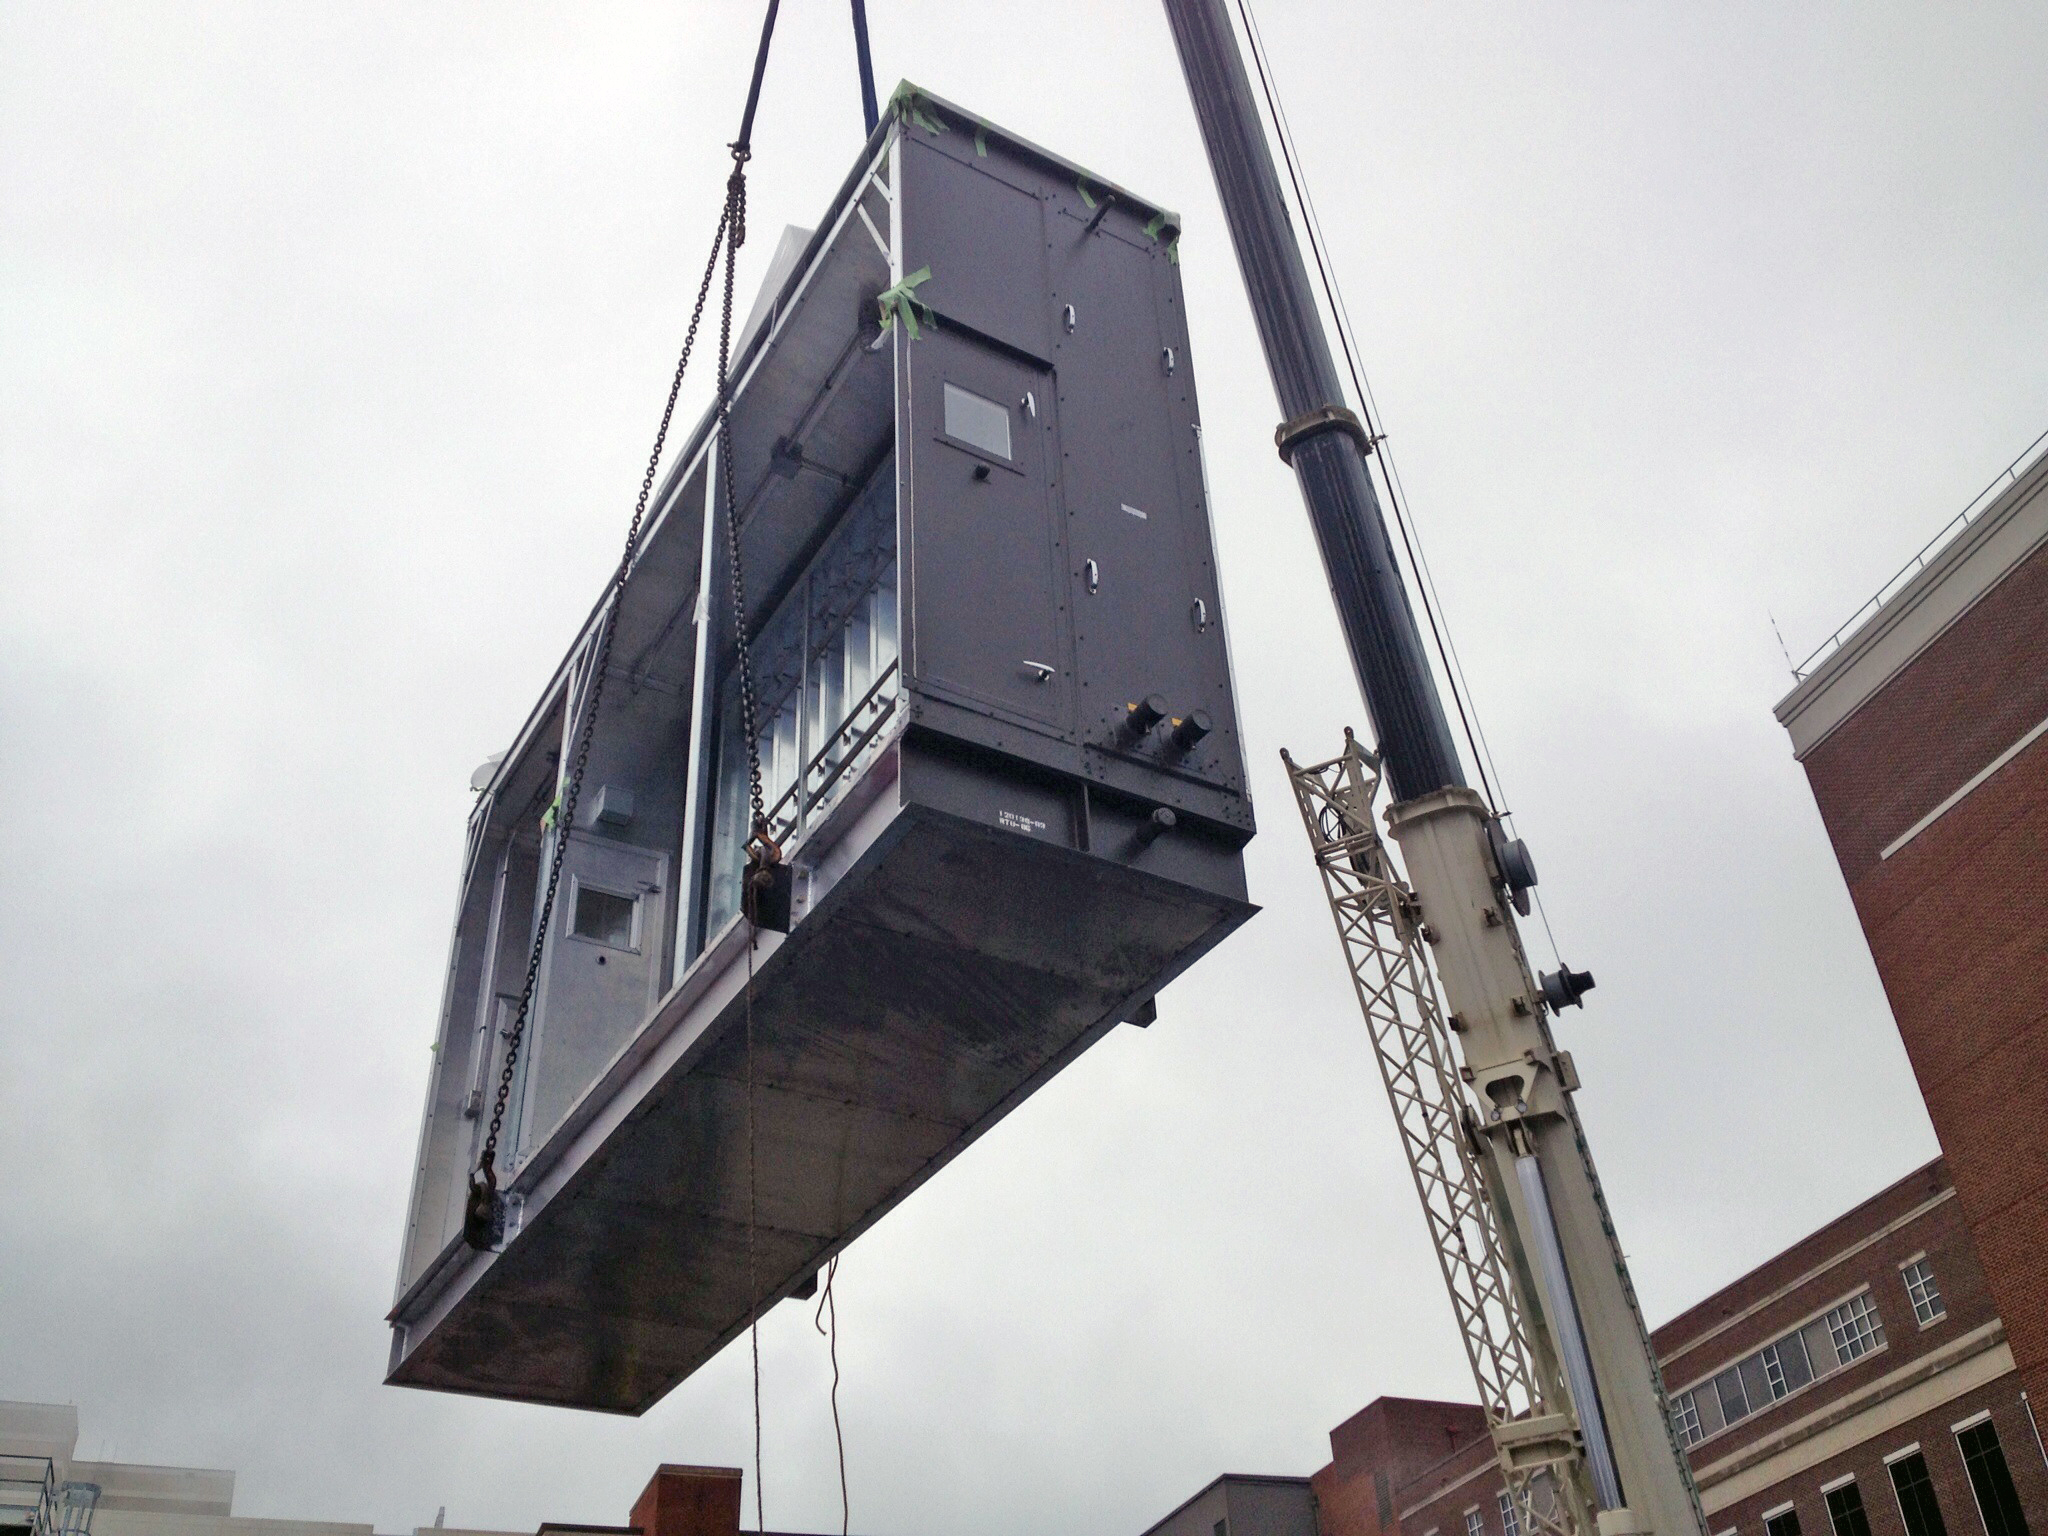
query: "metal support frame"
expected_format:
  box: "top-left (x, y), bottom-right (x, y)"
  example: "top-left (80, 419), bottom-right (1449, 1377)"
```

top-left (1383, 783), bottom-right (1706, 1536)
top-left (1284, 736), bottom-right (1591, 1536)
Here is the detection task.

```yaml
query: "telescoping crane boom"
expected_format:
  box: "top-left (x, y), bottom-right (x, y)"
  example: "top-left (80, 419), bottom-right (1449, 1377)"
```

top-left (1160, 8), bottom-right (1710, 1536)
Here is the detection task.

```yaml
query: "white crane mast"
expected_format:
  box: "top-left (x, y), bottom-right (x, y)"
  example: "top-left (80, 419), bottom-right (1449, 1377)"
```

top-left (1162, 5), bottom-right (1710, 1533)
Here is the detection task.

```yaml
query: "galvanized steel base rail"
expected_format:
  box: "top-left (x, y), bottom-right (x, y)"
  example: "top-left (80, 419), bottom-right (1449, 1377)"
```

top-left (1283, 733), bottom-right (1586, 1536)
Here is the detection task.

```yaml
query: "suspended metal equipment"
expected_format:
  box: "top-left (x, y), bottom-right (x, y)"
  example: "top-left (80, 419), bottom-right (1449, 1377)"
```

top-left (388, 87), bottom-right (1255, 1414)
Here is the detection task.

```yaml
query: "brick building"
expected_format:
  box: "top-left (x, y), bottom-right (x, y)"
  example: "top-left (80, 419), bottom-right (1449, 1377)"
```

top-left (1772, 437), bottom-right (2047, 1412)
top-left (1141, 1160), bottom-right (2045, 1536)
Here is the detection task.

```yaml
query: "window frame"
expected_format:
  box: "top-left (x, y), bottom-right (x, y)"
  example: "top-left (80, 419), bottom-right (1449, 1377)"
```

top-left (1823, 1475), bottom-right (1873, 1536)
top-left (937, 379), bottom-right (1021, 471)
top-left (1887, 1447), bottom-right (1949, 1536)
top-left (1666, 1287), bottom-right (1888, 1451)
top-left (1954, 1415), bottom-right (2031, 1536)
top-left (1825, 1291), bottom-right (1887, 1365)
top-left (1672, 1389), bottom-right (1705, 1447)
top-left (567, 877), bottom-right (643, 953)
top-left (1901, 1255), bottom-right (1948, 1328)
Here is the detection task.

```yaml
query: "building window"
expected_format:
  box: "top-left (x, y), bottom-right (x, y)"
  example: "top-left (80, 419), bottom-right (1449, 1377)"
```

top-left (1498, 1491), bottom-right (1522, 1536)
top-left (1466, 1509), bottom-right (1485, 1536)
top-left (1826, 1481), bottom-right (1873, 1536)
top-left (1766, 1506), bottom-right (1803, 1536)
top-left (1957, 1419), bottom-right (2030, 1536)
top-left (1717, 1366), bottom-right (1751, 1424)
top-left (1890, 1451), bottom-right (1949, 1536)
top-left (1764, 1345), bottom-right (1788, 1398)
top-left (1772, 1331), bottom-right (1816, 1394)
top-left (1672, 1390), bottom-right (1704, 1447)
top-left (1671, 1294), bottom-right (1866, 1448)
top-left (1903, 1259), bottom-right (1947, 1326)
top-left (1826, 1292), bottom-right (1886, 1364)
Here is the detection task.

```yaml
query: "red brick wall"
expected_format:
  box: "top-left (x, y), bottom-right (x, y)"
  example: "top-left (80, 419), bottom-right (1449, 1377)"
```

top-left (627, 1465), bottom-right (741, 1536)
top-left (1799, 537), bottom-right (2048, 1408)
top-left (1315, 1399), bottom-right (1490, 1536)
top-left (1309, 1167), bottom-right (2043, 1536)
top-left (1704, 1386), bottom-right (2048, 1536)
top-left (1384, 1436), bottom-right (1495, 1536)
top-left (1656, 1163), bottom-right (1998, 1475)
top-left (1801, 540), bottom-right (2048, 885)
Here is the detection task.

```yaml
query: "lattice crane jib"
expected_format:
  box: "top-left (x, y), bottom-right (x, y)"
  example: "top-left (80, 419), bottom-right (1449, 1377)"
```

top-left (1283, 735), bottom-right (1596, 1536)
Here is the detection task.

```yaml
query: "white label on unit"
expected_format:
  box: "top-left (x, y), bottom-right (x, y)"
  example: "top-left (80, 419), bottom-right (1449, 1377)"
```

top-left (1120, 503), bottom-right (1149, 519)
top-left (999, 810), bottom-right (1048, 836)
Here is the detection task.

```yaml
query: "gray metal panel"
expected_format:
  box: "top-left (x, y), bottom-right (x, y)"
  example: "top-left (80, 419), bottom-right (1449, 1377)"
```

top-left (903, 326), bottom-right (1072, 734)
top-left (1224, 1480), bottom-right (1319, 1536)
top-left (390, 96), bottom-right (1260, 1407)
top-left (897, 138), bottom-right (1052, 361)
top-left (891, 105), bottom-right (1250, 836)
top-left (898, 735), bottom-right (1248, 908)
top-left (521, 835), bottom-right (671, 1159)
top-left (388, 790), bottom-right (1253, 1412)
top-left (1046, 211), bottom-right (1245, 802)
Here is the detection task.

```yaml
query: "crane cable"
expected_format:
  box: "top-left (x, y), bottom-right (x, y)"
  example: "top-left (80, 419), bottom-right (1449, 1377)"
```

top-left (1232, 0), bottom-right (1567, 965)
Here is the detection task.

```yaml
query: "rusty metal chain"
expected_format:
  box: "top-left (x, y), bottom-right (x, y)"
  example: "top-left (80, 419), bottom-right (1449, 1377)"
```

top-left (464, 173), bottom-right (742, 1251)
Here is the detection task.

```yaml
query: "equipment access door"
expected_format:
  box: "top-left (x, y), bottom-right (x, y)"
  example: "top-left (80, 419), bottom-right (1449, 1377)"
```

top-left (1051, 217), bottom-right (1242, 800)
top-left (519, 831), bottom-right (669, 1155)
top-left (903, 326), bottom-right (1072, 736)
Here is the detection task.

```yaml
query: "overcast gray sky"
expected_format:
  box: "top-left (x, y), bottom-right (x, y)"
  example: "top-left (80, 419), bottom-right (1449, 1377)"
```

top-left (4, 3), bottom-right (2045, 1535)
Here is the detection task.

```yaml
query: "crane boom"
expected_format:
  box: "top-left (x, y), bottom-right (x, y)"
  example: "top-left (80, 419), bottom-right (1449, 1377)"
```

top-left (1160, 6), bottom-right (1708, 1536)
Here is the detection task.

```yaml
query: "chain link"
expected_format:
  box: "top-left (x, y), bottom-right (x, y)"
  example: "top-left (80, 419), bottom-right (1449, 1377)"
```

top-left (466, 165), bottom-right (747, 1246)
top-left (717, 157), bottom-right (772, 868)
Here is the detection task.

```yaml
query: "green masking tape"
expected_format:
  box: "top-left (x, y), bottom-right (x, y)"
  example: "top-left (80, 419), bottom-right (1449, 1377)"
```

top-left (876, 266), bottom-right (935, 340)
top-left (885, 81), bottom-right (947, 136)
top-left (1076, 176), bottom-right (1098, 210)
top-left (1145, 209), bottom-right (1182, 264)
top-left (975, 121), bottom-right (988, 157)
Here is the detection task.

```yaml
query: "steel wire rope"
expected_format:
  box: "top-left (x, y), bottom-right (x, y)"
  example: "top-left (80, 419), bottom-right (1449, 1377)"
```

top-left (1233, 0), bottom-right (1568, 964)
top-left (813, 1256), bottom-right (849, 1536)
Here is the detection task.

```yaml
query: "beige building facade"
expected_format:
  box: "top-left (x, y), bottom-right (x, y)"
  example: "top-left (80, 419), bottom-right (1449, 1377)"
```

top-left (0, 1402), bottom-right (513, 1536)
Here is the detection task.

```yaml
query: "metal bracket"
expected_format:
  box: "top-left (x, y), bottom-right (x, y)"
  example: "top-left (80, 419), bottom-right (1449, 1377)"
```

top-left (1493, 1412), bottom-right (1584, 1473)
top-left (1274, 403), bottom-right (1374, 465)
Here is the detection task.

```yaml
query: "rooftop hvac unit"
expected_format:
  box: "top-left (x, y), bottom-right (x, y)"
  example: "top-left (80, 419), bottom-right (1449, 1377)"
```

top-left (387, 88), bottom-right (1256, 1414)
